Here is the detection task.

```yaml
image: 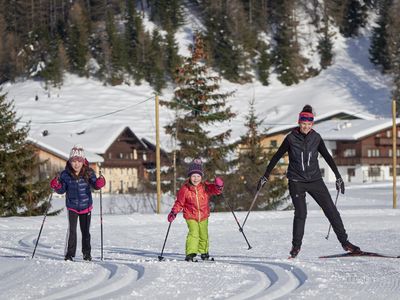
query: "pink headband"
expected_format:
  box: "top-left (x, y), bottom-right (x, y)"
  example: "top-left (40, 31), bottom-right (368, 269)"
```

top-left (298, 112), bottom-right (314, 123)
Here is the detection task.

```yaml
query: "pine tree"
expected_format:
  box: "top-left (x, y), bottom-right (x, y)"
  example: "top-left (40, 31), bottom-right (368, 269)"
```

top-left (202, 0), bottom-right (254, 83)
top-left (66, 2), bottom-right (89, 76)
top-left (145, 29), bottom-right (166, 92)
top-left (222, 100), bottom-right (287, 211)
top-left (165, 30), bottom-right (182, 81)
top-left (256, 41), bottom-right (271, 86)
top-left (272, 0), bottom-right (305, 85)
top-left (0, 11), bottom-right (7, 83)
top-left (317, 5), bottom-right (334, 69)
top-left (341, 0), bottom-right (368, 37)
top-left (105, 10), bottom-right (128, 85)
top-left (161, 34), bottom-right (236, 194)
top-left (148, 0), bottom-right (184, 31)
top-left (0, 93), bottom-right (50, 216)
top-left (369, 0), bottom-right (392, 71)
top-left (387, 0), bottom-right (400, 113)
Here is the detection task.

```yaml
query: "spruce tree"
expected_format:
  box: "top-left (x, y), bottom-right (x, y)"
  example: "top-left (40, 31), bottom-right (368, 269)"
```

top-left (369, 0), bottom-right (392, 71)
top-left (222, 100), bottom-right (287, 211)
top-left (256, 41), bottom-right (271, 86)
top-left (165, 30), bottom-right (182, 81)
top-left (272, 0), bottom-right (305, 85)
top-left (145, 29), bottom-right (166, 92)
top-left (162, 35), bottom-right (236, 194)
top-left (0, 93), bottom-right (50, 216)
top-left (341, 0), bottom-right (368, 37)
top-left (317, 8), bottom-right (334, 69)
top-left (66, 2), bottom-right (89, 76)
top-left (148, 0), bottom-right (184, 31)
top-left (105, 11), bottom-right (128, 85)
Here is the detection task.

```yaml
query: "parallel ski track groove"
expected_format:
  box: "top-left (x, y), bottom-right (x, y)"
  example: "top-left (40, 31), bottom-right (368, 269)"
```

top-left (5, 234), bottom-right (310, 299)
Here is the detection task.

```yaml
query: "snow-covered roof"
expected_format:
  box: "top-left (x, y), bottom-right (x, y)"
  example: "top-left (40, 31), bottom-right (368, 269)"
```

top-left (313, 118), bottom-right (400, 140)
top-left (28, 132), bottom-right (104, 163)
top-left (62, 124), bottom-right (148, 154)
top-left (264, 109), bottom-right (376, 136)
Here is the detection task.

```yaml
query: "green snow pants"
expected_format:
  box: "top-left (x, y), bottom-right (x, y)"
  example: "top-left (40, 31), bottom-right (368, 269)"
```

top-left (185, 219), bottom-right (209, 255)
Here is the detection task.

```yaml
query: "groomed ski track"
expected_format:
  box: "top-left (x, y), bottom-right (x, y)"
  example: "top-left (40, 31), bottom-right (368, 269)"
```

top-left (1, 184), bottom-right (400, 299)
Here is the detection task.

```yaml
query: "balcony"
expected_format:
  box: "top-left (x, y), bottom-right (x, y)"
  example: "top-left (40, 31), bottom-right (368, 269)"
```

top-left (335, 156), bottom-right (396, 166)
top-left (374, 137), bottom-right (400, 146)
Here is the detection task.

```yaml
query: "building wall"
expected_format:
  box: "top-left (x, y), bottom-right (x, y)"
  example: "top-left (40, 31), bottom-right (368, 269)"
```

top-left (35, 148), bottom-right (100, 179)
top-left (102, 167), bottom-right (138, 193)
top-left (259, 132), bottom-right (289, 167)
top-left (321, 126), bottom-right (400, 183)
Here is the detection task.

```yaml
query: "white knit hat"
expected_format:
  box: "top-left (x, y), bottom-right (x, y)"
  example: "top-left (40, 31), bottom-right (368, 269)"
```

top-left (69, 144), bottom-right (85, 162)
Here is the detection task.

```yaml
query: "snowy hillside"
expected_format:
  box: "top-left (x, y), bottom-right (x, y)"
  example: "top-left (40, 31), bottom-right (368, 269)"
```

top-left (0, 14), bottom-right (393, 151)
top-left (1, 183), bottom-right (399, 299)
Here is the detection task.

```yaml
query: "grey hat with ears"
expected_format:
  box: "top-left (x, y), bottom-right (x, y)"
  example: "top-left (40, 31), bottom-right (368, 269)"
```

top-left (187, 158), bottom-right (204, 177)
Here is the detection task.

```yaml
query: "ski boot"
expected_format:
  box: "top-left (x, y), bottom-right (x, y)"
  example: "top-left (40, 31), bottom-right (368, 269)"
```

top-left (342, 241), bottom-right (361, 253)
top-left (83, 253), bottom-right (92, 261)
top-left (185, 253), bottom-right (198, 262)
top-left (200, 253), bottom-right (214, 261)
top-left (64, 255), bottom-right (73, 261)
top-left (289, 246), bottom-right (301, 259)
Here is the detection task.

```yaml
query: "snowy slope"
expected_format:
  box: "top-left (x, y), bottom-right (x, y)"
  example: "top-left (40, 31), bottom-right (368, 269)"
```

top-left (1, 183), bottom-right (399, 299)
top-left (0, 22), bottom-right (393, 151)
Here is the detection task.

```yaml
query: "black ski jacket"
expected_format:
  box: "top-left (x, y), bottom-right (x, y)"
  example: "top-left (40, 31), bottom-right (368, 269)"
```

top-left (263, 128), bottom-right (341, 182)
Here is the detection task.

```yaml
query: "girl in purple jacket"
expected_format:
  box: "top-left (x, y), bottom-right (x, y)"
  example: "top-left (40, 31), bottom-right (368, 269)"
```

top-left (50, 145), bottom-right (105, 261)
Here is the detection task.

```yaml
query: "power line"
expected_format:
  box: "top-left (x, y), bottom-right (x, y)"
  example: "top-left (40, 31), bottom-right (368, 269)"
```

top-left (17, 96), bottom-right (154, 125)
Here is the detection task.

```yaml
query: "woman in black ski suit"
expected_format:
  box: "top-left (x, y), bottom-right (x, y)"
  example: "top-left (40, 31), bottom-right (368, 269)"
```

top-left (257, 105), bottom-right (360, 258)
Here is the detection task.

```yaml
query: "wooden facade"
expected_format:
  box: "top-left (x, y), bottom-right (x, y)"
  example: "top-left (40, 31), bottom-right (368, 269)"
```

top-left (29, 126), bottom-right (169, 194)
top-left (333, 126), bottom-right (400, 182)
top-left (101, 127), bottom-right (148, 193)
top-left (32, 145), bottom-right (101, 180)
top-left (99, 127), bottom-right (170, 193)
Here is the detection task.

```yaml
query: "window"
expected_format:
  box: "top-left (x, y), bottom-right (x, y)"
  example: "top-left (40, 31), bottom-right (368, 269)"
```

top-left (390, 167), bottom-right (400, 176)
top-left (343, 149), bottom-right (356, 157)
top-left (368, 167), bottom-right (381, 177)
top-left (108, 153), bottom-right (112, 159)
top-left (133, 149), bottom-right (138, 160)
top-left (386, 130), bottom-right (391, 138)
top-left (367, 149), bottom-right (380, 157)
top-left (143, 153), bottom-right (147, 161)
top-left (347, 168), bottom-right (355, 177)
top-left (119, 153), bottom-right (124, 159)
top-left (270, 140), bottom-right (277, 148)
top-left (388, 149), bottom-right (399, 157)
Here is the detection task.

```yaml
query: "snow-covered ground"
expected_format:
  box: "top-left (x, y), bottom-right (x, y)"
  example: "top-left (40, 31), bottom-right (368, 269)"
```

top-left (1, 183), bottom-right (399, 299)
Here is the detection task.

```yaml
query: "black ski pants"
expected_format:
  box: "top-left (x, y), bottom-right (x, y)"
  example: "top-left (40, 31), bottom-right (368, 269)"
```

top-left (288, 179), bottom-right (348, 248)
top-left (65, 210), bottom-right (91, 257)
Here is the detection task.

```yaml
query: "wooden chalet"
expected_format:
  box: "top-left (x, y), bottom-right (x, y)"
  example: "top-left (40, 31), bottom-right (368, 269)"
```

top-left (29, 125), bottom-right (169, 193)
top-left (315, 119), bottom-right (400, 183)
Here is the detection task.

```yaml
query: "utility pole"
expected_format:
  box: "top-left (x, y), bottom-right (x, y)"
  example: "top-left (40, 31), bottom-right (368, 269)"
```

top-left (392, 98), bottom-right (397, 209)
top-left (155, 94), bottom-right (161, 213)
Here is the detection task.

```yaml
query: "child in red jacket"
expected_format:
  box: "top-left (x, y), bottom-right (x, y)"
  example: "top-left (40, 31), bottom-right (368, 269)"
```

top-left (168, 158), bottom-right (223, 262)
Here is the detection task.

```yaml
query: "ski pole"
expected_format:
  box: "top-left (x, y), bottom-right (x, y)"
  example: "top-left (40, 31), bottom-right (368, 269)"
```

top-left (241, 188), bottom-right (262, 229)
top-left (158, 222), bottom-right (172, 261)
top-left (223, 195), bottom-right (252, 250)
top-left (325, 189), bottom-right (340, 240)
top-left (32, 192), bottom-right (53, 259)
top-left (99, 170), bottom-right (104, 261)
